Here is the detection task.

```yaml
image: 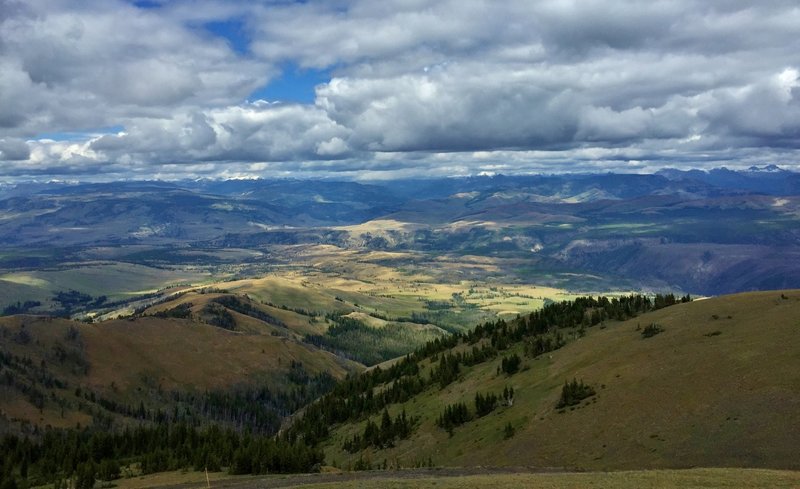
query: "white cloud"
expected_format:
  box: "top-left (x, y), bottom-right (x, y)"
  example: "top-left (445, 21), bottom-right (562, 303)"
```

top-left (83, 102), bottom-right (350, 166)
top-left (1, 0), bottom-right (799, 180)
top-left (0, 0), bottom-right (267, 137)
top-left (316, 137), bottom-right (350, 156)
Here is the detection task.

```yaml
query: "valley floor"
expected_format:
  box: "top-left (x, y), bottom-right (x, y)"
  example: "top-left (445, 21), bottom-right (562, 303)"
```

top-left (127, 467), bottom-right (800, 489)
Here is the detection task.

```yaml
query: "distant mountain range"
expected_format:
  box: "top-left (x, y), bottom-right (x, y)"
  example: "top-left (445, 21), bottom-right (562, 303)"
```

top-left (656, 165), bottom-right (800, 195)
top-left (1, 167), bottom-right (799, 295)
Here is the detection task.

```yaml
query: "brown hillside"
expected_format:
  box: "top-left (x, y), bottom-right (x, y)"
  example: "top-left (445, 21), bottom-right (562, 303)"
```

top-left (0, 313), bottom-right (360, 431)
top-left (82, 317), bottom-right (356, 391)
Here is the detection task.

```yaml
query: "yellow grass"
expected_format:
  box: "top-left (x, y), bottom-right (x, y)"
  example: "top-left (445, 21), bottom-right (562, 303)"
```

top-left (218, 248), bottom-right (578, 323)
top-left (0, 273), bottom-right (50, 287)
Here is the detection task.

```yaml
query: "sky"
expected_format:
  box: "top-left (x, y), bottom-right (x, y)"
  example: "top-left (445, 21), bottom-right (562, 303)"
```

top-left (0, 0), bottom-right (799, 182)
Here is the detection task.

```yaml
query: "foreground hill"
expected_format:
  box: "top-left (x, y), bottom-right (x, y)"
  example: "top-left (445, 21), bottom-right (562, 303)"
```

top-left (299, 290), bottom-right (800, 471)
top-left (0, 307), bottom-right (359, 434)
top-left (2, 291), bottom-right (798, 487)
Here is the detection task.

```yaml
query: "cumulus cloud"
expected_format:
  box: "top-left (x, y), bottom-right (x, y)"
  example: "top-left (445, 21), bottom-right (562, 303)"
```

top-left (700, 68), bottom-right (800, 144)
top-left (0, 138), bottom-right (30, 161)
top-left (1, 0), bottom-right (799, 180)
top-left (84, 102), bottom-right (351, 166)
top-left (0, 0), bottom-right (266, 136)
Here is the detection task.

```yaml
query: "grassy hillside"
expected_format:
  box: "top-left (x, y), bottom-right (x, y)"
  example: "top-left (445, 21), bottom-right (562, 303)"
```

top-left (303, 290), bottom-right (800, 471)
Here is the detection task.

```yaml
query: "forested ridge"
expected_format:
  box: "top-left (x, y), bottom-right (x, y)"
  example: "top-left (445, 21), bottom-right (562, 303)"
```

top-left (0, 294), bottom-right (686, 488)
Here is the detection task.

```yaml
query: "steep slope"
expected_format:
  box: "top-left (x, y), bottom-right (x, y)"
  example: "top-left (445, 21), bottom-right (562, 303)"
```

top-left (310, 291), bottom-right (800, 470)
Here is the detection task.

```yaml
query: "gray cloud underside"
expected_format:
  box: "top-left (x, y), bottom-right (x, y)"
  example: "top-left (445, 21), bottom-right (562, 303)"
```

top-left (1, 0), bottom-right (799, 180)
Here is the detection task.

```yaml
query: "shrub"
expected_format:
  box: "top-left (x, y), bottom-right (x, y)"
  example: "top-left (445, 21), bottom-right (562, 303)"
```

top-left (556, 379), bottom-right (596, 409)
top-left (474, 392), bottom-right (499, 417)
top-left (641, 323), bottom-right (664, 338)
top-left (503, 422), bottom-right (516, 439)
top-left (436, 402), bottom-right (471, 434)
top-left (500, 354), bottom-right (521, 375)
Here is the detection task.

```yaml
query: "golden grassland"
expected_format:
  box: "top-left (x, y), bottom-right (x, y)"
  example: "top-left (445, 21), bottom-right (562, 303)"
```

top-left (2, 243), bottom-right (596, 326)
top-left (222, 245), bottom-right (582, 321)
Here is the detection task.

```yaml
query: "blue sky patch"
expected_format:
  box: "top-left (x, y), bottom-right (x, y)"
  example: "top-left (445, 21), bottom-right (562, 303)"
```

top-left (249, 63), bottom-right (331, 104)
top-left (203, 18), bottom-right (249, 55)
top-left (34, 126), bottom-right (125, 142)
top-left (131, 1), bottom-right (161, 9)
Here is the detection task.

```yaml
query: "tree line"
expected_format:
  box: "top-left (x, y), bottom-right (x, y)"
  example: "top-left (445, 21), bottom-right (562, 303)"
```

top-left (343, 409), bottom-right (415, 453)
top-left (285, 294), bottom-right (686, 451)
top-left (0, 422), bottom-right (322, 489)
top-left (0, 355), bottom-right (334, 488)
